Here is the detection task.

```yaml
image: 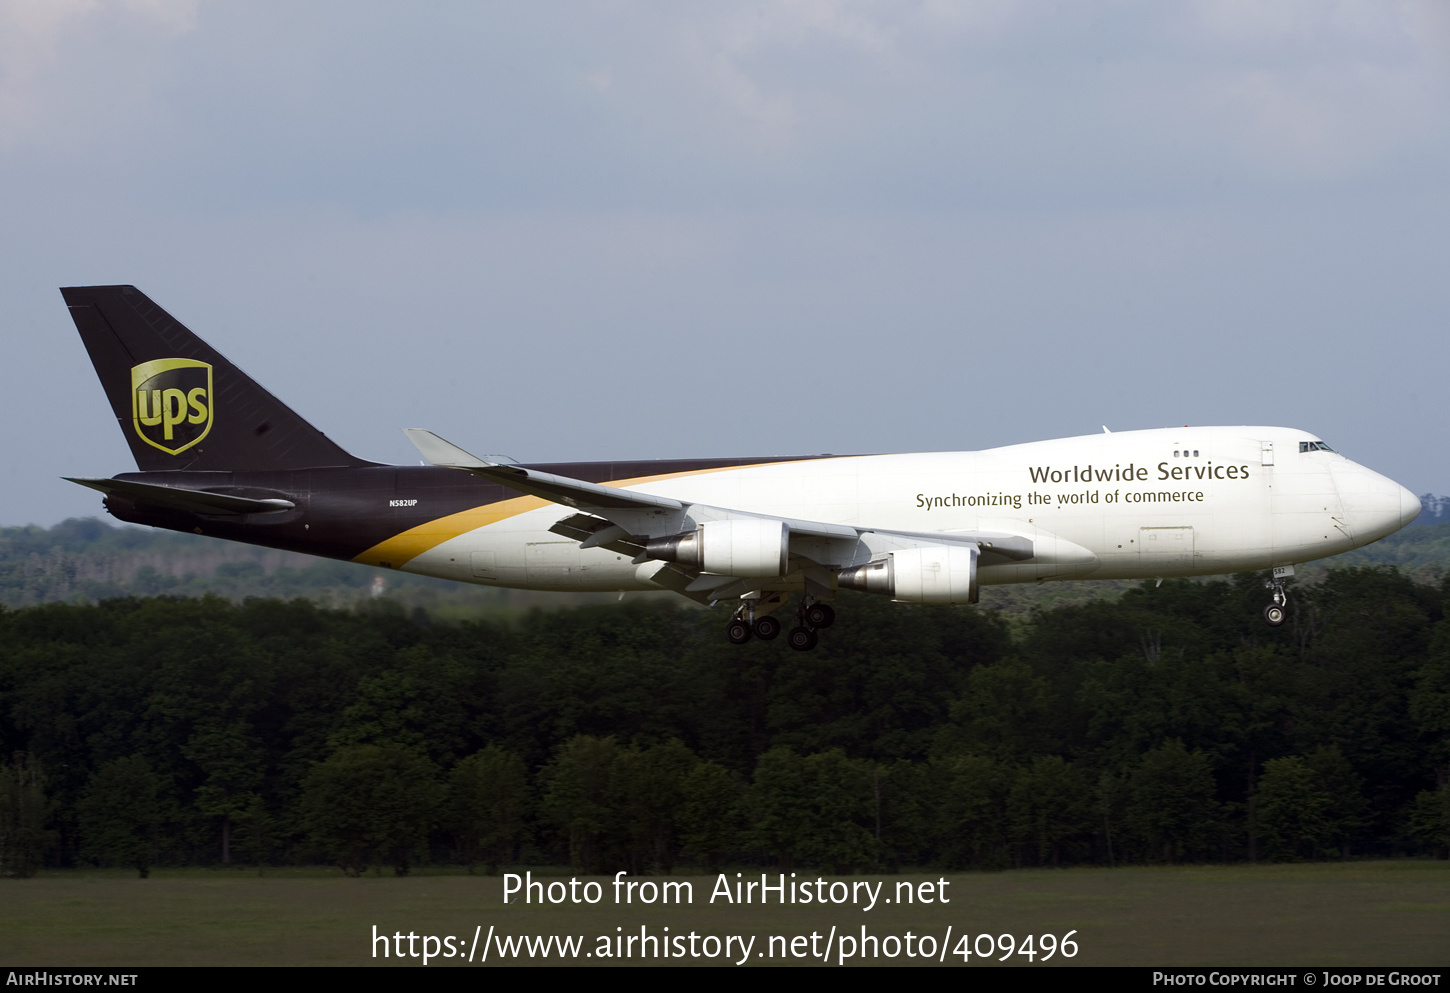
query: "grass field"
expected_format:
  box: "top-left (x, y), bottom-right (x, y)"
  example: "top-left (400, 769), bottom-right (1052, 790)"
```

top-left (2, 861), bottom-right (1447, 967)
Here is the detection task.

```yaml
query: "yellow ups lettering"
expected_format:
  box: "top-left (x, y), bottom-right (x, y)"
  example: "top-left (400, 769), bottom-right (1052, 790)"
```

top-left (137, 389), bottom-right (164, 426)
top-left (162, 388), bottom-right (188, 440)
top-left (187, 387), bottom-right (208, 425)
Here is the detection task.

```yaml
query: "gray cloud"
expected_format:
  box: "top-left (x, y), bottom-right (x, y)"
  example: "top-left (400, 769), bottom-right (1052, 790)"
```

top-left (2, 1), bottom-right (1447, 525)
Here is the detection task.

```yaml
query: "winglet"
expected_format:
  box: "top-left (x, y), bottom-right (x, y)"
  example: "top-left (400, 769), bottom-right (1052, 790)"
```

top-left (403, 429), bottom-right (496, 470)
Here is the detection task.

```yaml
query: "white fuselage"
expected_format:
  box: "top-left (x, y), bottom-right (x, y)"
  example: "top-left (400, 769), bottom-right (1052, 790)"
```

top-left (400, 426), bottom-right (1420, 593)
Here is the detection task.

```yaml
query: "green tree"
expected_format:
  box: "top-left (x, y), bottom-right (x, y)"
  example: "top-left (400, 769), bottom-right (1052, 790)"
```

top-left (612, 739), bottom-right (697, 874)
top-left (1256, 756), bottom-right (1331, 861)
top-left (1304, 745), bottom-right (1370, 857)
top-left (0, 754), bottom-right (53, 878)
top-left (446, 745), bottom-right (530, 875)
top-left (746, 747), bottom-right (811, 869)
top-left (1006, 756), bottom-right (1092, 867)
top-left (762, 596), bottom-right (1010, 763)
top-left (945, 660), bottom-right (1057, 762)
top-left (77, 755), bottom-right (169, 878)
top-left (874, 759), bottom-right (932, 871)
top-left (1295, 568), bottom-right (1439, 834)
top-left (327, 644), bottom-right (473, 766)
top-left (233, 795), bottom-right (277, 874)
top-left (1408, 782), bottom-right (1450, 859)
top-left (797, 750), bottom-right (877, 873)
top-left (182, 719), bottom-right (264, 865)
top-left (539, 735), bottom-right (619, 873)
top-left (1123, 740), bottom-right (1220, 863)
top-left (300, 744), bottom-right (442, 876)
top-left (1096, 768), bottom-right (1129, 867)
top-left (931, 752), bottom-right (1009, 869)
top-left (679, 761), bottom-right (742, 872)
top-left (1410, 631), bottom-right (1450, 784)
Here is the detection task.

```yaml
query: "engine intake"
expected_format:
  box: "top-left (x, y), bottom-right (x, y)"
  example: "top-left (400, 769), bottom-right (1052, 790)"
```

top-left (645, 518), bottom-right (789, 578)
top-left (836, 544), bottom-right (979, 604)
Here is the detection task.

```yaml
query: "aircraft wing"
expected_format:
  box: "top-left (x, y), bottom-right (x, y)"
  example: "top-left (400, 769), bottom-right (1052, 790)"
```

top-left (405, 429), bottom-right (685, 513)
top-left (406, 428), bottom-right (866, 539)
top-left (405, 429), bottom-right (1035, 569)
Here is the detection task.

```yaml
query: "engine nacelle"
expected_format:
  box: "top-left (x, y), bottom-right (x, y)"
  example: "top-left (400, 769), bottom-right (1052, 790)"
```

top-left (836, 544), bottom-right (979, 604)
top-left (645, 518), bottom-right (789, 578)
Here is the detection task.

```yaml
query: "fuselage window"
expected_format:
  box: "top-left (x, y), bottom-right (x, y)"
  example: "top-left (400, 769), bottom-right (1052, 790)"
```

top-left (1193, 450), bottom-right (1199, 457)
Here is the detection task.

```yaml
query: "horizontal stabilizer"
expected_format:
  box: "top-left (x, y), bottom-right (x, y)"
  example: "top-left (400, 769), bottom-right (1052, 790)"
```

top-left (66, 477), bottom-right (296, 516)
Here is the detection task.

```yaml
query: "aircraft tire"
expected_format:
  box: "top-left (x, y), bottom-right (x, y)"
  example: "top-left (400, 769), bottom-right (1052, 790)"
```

top-left (787, 626), bottom-right (819, 651)
top-left (753, 616), bottom-right (782, 640)
top-left (1263, 604), bottom-right (1286, 627)
top-left (726, 620), bottom-right (753, 644)
top-left (805, 603), bottom-right (835, 628)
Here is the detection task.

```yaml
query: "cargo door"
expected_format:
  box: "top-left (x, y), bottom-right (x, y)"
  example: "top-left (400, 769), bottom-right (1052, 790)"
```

top-left (1139, 526), bottom-right (1195, 571)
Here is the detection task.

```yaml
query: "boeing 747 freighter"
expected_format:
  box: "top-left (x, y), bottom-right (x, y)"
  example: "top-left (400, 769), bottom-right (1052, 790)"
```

top-left (62, 286), bottom-right (1420, 650)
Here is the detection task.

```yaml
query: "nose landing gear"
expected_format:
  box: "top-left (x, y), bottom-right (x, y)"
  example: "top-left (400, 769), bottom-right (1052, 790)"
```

top-left (1263, 567), bottom-right (1293, 627)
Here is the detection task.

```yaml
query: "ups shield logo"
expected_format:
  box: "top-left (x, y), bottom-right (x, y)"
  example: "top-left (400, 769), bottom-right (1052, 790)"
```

top-left (131, 358), bottom-right (213, 455)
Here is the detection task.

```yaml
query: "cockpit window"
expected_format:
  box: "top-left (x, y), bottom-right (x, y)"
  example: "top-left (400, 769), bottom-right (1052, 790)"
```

top-left (1300, 441), bottom-right (1336, 453)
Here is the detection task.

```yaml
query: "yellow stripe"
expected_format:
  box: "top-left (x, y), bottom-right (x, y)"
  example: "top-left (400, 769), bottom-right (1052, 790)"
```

top-left (353, 494), bottom-right (551, 568)
top-left (352, 461), bottom-right (803, 568)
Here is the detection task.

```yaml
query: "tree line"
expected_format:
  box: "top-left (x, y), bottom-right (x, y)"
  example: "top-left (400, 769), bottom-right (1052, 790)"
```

top-left (1, 566), bottom-right (1448, 877)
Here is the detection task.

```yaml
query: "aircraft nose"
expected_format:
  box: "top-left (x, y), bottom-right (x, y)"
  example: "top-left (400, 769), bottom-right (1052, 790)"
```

top-left (1332, 461), bottom-right (1419, 542)
top-left (1398, 483), bottom-right (1422, 529)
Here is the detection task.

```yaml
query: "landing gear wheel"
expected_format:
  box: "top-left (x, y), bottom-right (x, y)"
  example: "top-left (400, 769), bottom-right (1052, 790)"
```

top-left (787, 626), bottom-right (819, 651)
top-left (804, 603), bottom-right (835, 629)
top-left (1263, 572), bottom-right (1291, 628)
top-left (753, 615), bottom-right (782, 641)
top-left (726, 619), bottom-right (753, 644)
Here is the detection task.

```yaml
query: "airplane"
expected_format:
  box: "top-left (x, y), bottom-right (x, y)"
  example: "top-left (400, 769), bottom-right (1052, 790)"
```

top-left (60, 285), bottom-right (1421, 650)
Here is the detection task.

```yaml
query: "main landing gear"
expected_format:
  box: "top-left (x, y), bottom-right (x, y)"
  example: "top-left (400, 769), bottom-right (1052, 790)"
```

top-left (726, 593), bottom-right (786, 645)
top-left (785, 595), bottom-right (834, 651)
top-left (725, 595), bottom-right (834, 650)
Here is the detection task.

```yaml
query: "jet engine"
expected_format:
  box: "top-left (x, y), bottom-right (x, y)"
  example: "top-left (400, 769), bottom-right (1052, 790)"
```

top-left (645, 518), bottom-right (789, 577)
top-left (836, 544), bottom-right (979, 604)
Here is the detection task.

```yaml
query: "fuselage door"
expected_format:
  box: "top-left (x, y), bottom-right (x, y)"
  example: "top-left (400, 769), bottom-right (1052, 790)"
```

top-left (1260, 441), bottom-right (1275, 466)
top-left (1139, 526), bottom-right (1195, 572)
top-left (526, 540), bottom-right (580, 587)
top-left (470, 551), bottom-right (497, 580)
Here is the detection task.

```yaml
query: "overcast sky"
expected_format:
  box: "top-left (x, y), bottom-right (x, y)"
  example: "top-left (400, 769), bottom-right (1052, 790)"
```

top-left (3, 1), bottom-right (1448, 527)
